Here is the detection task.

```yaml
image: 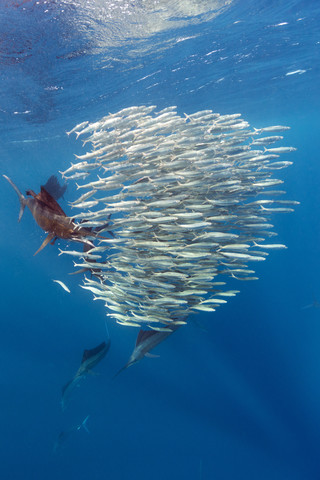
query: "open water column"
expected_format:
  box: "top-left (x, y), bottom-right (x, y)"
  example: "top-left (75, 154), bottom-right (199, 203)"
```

top-left (2, 1), bottom-right (319, 479)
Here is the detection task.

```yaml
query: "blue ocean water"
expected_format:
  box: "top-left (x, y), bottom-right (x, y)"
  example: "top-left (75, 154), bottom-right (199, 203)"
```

top-left (0, 0), bottom-right (319, 478)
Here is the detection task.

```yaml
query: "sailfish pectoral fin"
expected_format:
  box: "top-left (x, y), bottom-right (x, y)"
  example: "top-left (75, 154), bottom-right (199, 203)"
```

top-left (145, 353), bottom-right (160, 358)
top-left (86, 370), bottom-right (100, 376)
top-left (34, 233), bottom-right (55, 256)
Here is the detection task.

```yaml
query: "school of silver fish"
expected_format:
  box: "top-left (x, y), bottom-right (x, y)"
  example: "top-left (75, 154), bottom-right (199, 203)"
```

top-left (63, 105), bottom-right (298, 331)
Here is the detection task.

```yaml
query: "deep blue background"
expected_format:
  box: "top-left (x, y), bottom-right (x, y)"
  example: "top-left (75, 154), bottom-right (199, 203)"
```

top-left (0, 1), bottom-right (320, 478)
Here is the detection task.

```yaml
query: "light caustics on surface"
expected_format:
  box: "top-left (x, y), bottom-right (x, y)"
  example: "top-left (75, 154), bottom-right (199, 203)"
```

top-left (0, 0), bottom-right (234, 128)
top-left (62, 105), bottom-right (297, 331)
top-left (61, 0), bottom-right (234, 48)
top-left (3, 0), bottom-right (233, 52)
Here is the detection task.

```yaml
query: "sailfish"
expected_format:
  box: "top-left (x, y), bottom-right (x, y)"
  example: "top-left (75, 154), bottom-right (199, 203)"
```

top-left (53, 415), bottom-right (90, 453)
top-left (114, 325), bottom-right (178, 377)
top-left (3, 175), bottom-right (102, 255)
top-left (61, 340), bottom-right (110, 410)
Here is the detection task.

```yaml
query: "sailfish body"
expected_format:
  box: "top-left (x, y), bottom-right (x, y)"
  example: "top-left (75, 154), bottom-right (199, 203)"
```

top-left (115, 326), bottom-right (178, 377)
top-left (3, 175), bottom-right (98, 255)
top-left (76, 340), bottom-right (111, 376)
top-left (61, 340), bottom-right (110, 410)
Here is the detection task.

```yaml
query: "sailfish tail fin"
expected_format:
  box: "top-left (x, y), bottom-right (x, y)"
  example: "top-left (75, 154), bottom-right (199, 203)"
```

top-left (78, 415), bottom-right (90, 433)
top-left (3, 175), bottom-right (27, 222)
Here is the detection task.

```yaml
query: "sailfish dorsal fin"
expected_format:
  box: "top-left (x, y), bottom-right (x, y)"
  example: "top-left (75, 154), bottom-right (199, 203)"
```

top-left (38, 186), bottom-right (67, 216)
top-left (81, 341), bottom-right (108, 364)
top-left (136, 330), bottom-right (157, 347)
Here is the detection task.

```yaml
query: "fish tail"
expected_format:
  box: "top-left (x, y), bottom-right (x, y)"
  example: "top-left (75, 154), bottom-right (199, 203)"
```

top-left (81, 415), bottom-right (90, 434)
top-left (3, 175), bottom-right (27, 222)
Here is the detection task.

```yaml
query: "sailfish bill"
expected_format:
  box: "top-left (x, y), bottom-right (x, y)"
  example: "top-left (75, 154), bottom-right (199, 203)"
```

top-left (3, 175), bottom-right (103, 255)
